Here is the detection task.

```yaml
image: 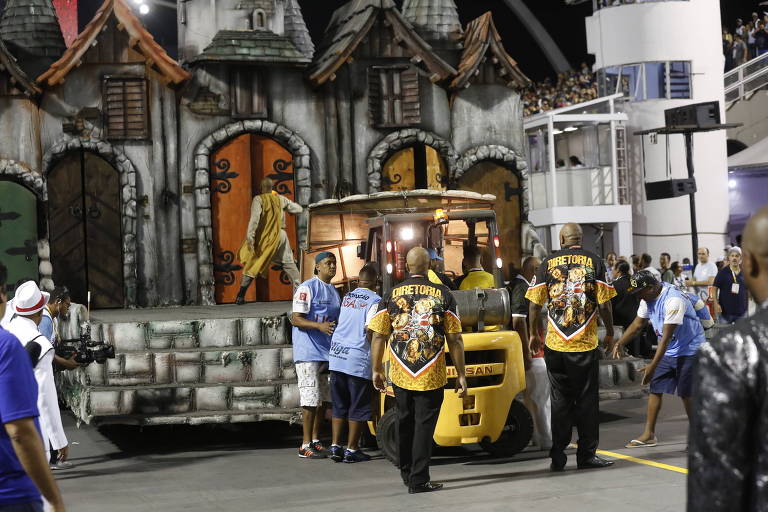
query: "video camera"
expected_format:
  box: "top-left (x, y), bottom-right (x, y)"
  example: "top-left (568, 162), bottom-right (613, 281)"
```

top-left (56, 323), bottom-right (116, 365)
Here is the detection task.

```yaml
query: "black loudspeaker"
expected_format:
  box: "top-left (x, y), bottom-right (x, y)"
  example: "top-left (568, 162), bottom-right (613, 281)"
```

top-left (645, 179), bottom-right (697, 200)
top-left (664, 102), bottom-right (721, 129)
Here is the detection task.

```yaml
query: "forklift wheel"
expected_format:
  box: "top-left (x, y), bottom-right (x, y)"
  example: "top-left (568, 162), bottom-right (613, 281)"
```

top-left (375, 408), bottom-right (399, 466)
top-left (479, 401), bottom-right (534, 458)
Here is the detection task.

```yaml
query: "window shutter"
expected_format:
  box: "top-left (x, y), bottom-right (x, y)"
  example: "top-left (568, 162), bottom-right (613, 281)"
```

top-left (400, 67), bottom-right (420, 126)
top-left (104, 77), bottom-right (148, 140)
top-left (231, 67), bottom-right (267, 118)
top-left (368, 67), bottom-right (382, 125)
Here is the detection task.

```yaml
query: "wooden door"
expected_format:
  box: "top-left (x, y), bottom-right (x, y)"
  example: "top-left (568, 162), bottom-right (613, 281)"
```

top-left (0, 181), bottom-right (39, 296)
top-left (458, 161), bottom-right (522, 279)
top-left (48, 152), bottom-right (124, 309)
top-left (83, 153), bottom-right (124, 309)
top-left (210, 135), bottom-right (296, 304)
top-left (381, 145), bottom-right (446, 192)
top-left (48, 153), bottom-right (88, 305)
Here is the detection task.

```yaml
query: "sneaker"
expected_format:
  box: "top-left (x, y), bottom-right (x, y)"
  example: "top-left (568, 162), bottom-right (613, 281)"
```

top-left (311, 441), bottom-right (327, 454)
top-left (298, 446), bottom-right (327, 459)
top-left (50, 461), bottom-right (74, 470)
top-left (343, 449), bottom-right (371, 463)
top-left (329, 445), bottom-right (344, 462)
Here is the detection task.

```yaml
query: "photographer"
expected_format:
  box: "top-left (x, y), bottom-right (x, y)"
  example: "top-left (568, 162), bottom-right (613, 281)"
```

top-left (40, 287), bottom-right (79, 372)
top-left (6, 282), bottom-right (70, 471)
top-left (0, 264), bottom-right (66, 512)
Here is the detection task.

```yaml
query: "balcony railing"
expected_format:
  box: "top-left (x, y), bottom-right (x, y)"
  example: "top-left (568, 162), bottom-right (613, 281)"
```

top-left (530, 166), bottom-right (616, 210)
top-left (724, 52), bottom-right (768, 104)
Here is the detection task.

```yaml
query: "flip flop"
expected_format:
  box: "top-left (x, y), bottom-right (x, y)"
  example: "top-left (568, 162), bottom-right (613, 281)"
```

top-left (625, 437), bottom-right (658, 448)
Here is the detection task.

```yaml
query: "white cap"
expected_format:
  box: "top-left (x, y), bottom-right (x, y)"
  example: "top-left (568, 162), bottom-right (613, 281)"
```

top-left (728, 246), bottom-right (743, 257)
top-left (13, 281), bottom-right (50, 316)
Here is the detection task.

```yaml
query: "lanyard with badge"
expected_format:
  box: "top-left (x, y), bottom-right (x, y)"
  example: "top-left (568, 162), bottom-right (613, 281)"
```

top-left (730, 269), bottom-right (740, 295)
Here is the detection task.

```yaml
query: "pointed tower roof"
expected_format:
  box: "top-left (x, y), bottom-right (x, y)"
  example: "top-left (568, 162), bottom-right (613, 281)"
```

top-left (451, 12), bottom-right (530, 91)
top-left (0, 0), bottom-right (66, 79)
top-left (283, 0), bottom-right (314, 59)
top-left (0, 38), bottom-right (40, 96)
top-left (37, 0), bottom-right (190, 87)
top-left (401, 0), bottom-right (462, 50)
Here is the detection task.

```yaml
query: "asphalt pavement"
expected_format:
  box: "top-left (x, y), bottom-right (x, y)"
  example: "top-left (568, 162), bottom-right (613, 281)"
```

top-left (55, 397), bottom-right (689, 512)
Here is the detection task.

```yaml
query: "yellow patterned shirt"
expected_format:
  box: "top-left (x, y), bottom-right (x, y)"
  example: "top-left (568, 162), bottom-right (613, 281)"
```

top-left (368, 277), bottom-right (462, 391)
top-left (525, 246), bottom-right (616, 352)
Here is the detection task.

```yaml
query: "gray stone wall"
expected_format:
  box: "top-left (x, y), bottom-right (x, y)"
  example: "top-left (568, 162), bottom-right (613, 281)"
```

top-left (58, 305), bottom-right (300, 425)
top-left (0, 98), bottom-right (41, 169)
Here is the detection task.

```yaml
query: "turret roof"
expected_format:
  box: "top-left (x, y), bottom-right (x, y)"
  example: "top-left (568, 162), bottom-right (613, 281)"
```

top-left (0, 0), bottom-right (66, 79)
top-left (190, 30), bottom-right (310, 65)
top-left (0, 38), bottom-right (40, 96)
top-left (283, 0), bottom-right (314, 58)
top-left (401, 0), bottom-right (462, 50)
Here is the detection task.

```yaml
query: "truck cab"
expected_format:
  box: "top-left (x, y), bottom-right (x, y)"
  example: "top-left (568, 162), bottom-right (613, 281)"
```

top-left (301, 190), bottom-right (533, 458)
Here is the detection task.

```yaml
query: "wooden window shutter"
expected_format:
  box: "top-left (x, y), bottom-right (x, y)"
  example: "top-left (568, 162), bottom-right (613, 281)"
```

top-left (231, 67), bottom-right (267, 118)
top-left (400, 67), bottom-right (420, 126)
top-left (104, 77), bottom-right (148, 140)
top-left (369, 66), bottom-right (420, 128)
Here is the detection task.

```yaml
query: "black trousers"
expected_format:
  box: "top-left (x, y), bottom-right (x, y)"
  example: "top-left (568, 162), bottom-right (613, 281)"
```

top-left (394, 385), bottom-right (444, 487)
top-left (544, 347), bottom-right (600, 463)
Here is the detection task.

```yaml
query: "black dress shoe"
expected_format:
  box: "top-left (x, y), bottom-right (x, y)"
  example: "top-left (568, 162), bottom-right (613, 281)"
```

top-left (550, 452), bottom-right (566, 472)
top-left (408, 482), bottom-right (444, 494)
top-left (577, 456), bottom-right (614, 469)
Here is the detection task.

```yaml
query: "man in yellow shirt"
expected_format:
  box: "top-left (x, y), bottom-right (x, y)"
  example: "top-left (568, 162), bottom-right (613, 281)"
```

top-left (369, 247), bottom-right (467, 494)
top-left (526, 223), bottom-right (616, 472)
top-left (458, 246), bottom-right (495, 291)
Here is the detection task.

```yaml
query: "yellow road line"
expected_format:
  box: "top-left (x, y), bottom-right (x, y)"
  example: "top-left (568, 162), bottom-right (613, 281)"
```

top-left (596, 449), bottom-right (688, 475)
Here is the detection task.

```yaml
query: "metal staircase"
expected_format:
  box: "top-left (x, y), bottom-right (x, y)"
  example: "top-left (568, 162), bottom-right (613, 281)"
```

top-left (724, 52), bottom-right (768, 105)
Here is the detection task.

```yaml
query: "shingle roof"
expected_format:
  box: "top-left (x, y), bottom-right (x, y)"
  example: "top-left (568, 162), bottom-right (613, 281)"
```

top-left (0, 38), bottom-right (40, 96)
top-left (309, 0), bottom-right (456, 86)
top-left (0, 0), bottom-right (65, 79)
top-left (451, 12), bottom-right (530, 91)
top-left (283, 0), bottom-right (314, 59)
top-left (36, 0), bottom-right (190, 87)
top-left (401, 0), bottom-right (462, 50)
top-left (189, 29), bottom-right (310, 65)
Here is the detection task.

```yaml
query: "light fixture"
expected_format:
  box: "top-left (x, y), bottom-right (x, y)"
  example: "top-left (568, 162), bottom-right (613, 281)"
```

top-left (400, 226), bottom-right (414, 241)
top-left (552, 128), bottom-right (563, 135)
top-left (139, 3), bottom-right (149, 13)
top-left (386, 263), bottom-right (393, 274)
top-left (564, 126), bottom-right (578, 132)
top-left (729, 179), bottom-right (737, 189)
top-left (496, 257), bottom-right (503, 269)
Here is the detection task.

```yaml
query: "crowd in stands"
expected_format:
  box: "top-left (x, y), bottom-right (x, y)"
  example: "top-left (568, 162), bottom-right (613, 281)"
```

top-left (523, 64), bottom-right (599, 117)
top-left (723, 11), bottom-right (768, 71)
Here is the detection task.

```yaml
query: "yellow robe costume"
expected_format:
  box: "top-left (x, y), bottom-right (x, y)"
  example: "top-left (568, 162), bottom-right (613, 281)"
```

top-left (238, 193), bottom-right (282, 278)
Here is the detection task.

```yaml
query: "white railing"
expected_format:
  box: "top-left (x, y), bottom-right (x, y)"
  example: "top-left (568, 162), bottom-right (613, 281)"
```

top-left (724, 52), bottom-right (768, 104)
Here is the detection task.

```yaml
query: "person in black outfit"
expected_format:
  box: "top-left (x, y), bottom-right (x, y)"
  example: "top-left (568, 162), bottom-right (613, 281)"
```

top-left (689, 205), bottom-right (768, 511)
top-left (611, 261), bottom-right (651, 357)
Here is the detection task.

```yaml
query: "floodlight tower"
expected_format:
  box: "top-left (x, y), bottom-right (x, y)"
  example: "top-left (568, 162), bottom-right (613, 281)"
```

top-left (585, 0), bottom-right (729, 261)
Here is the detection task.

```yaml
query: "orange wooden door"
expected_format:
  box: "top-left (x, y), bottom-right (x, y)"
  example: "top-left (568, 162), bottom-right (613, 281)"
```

top-left (211, 135), bottom-right (254, 304)
top-left (251, 136), bottom-right (295, 302)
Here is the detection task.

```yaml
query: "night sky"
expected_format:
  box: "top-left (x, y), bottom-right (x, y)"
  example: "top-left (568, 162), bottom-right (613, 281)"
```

top-left (60, 0), bottom-right (768, 81)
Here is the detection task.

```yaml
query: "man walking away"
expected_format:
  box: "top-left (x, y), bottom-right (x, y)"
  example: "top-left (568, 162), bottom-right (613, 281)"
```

top-left (509, 257), bottom-right (549, 450)
top-left (328, 265), bottom-right (381, 463)
top-left (6, 282), bottom-right (69, 471)
top-left (458, 246), bottom-right (494, 291)
top-left (526, 223), bottom-right (616, 471)
top-left (688, 206), bottom-right (768, 511)
top-left (711, 247), bottom-right (748, 324)
top-left (611, 271), bottom-right (704, 448)
top-left (370, 247), bottom-right (467, 493)
top-left (659, 253), bottom-right (674, 284)
top-left (291, 252), bottom-right (341, 458)
top-left (236, 178), bottom-right (303, 304)
top-left (0, 263), bottom-right (66, 512)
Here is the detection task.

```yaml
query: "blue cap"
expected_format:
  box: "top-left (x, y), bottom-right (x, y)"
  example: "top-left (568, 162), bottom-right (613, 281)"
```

top-left (427, 248), bottom-right (443, 261)
top-left (315, 251), bottom-right (335, 263)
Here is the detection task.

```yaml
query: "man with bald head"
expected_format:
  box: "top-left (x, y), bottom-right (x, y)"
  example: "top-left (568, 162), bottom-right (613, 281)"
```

top-left (369, 247), bottom-right (467, 493)
top-left (689, 205), bottom-right (768, 511)
top-left (526, 222), bottom-right (616, 471)
top-left (236, 177), bottom-right (303, 304)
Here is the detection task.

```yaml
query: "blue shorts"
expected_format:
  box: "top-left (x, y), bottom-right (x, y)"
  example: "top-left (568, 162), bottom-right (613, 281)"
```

top-left (330, 371), bottom-right (373, 422)
top-left (650, 355), bottom-right (696, 397)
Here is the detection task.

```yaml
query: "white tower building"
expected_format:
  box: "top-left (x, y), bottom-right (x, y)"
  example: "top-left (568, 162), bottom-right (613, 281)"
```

top-left (586, 0), bottom-right (729, 262)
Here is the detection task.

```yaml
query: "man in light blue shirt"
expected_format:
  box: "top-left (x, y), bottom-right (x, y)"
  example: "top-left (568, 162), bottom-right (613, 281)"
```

top-left (291, 252), bottom-right (340, 459)
top-left (328, 265), bottom-right (380, 463)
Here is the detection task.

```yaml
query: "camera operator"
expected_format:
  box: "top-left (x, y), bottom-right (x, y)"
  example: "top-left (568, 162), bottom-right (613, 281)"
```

top-left (0, 264), bottom-right (67, 512)
top-left (40, 287), bottom-right (79, 372)
top-left (6, 282), bottom-right (70, 472)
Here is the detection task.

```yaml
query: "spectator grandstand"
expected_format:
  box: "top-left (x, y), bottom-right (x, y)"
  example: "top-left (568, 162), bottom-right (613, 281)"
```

top-left (523, 65), bottom-right (598, 117)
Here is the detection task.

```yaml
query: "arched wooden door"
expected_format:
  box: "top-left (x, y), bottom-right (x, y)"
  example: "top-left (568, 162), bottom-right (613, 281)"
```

top-left (210, 135), bottom-right (296, 304)
top-left (381, 145), bottom-right (447, 191)
top-left (458, 161), bottom-right (522, 279)
top-left (0, 180), bottom-right (39, 296)
top-left (48, 152), bottom-right (124, 309)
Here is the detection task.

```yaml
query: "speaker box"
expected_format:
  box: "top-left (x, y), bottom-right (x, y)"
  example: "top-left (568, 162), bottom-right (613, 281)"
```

top-left (645, 179), bottom-right (697, 200)
top-left (664, 102), bottom-right (721, 129)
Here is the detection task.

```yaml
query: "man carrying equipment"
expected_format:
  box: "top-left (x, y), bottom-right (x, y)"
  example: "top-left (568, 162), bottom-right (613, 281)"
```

top-left (236, 178), bottom-right (303, 304)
